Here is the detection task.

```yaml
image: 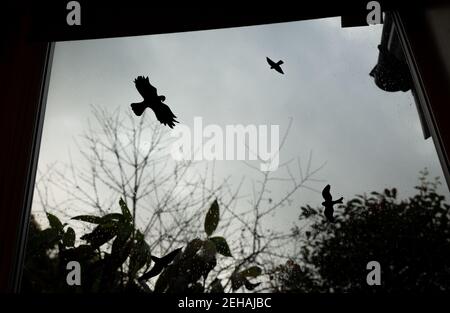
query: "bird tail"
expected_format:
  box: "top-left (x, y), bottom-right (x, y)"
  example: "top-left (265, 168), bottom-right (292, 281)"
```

top-left (166, 119), bottom-right (179, 129)
top-left (277, 60), bottom-right (284, 66)
top-left (131, 102), bottom-right (147, 116)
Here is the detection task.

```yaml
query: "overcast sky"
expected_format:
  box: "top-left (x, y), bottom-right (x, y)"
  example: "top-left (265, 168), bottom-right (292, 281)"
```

top-left (34, 17), bottom-right (449, 230)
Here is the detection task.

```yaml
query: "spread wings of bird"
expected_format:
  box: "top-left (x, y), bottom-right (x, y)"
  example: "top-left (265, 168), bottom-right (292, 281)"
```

top-left (266, 57), bottom-right (275, 67)
top-left (266, 57), bottom-right (284, 74)
top-left (131, 76), bottom-right (179, 128)
top-left (322, 184), bottom-right (332, 202)
top-left (134, 76), bottom-right (158, 100)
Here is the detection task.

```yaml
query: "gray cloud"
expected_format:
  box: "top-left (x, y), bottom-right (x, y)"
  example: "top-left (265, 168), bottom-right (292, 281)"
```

top-left (36, 17), bottom-right (449, 231)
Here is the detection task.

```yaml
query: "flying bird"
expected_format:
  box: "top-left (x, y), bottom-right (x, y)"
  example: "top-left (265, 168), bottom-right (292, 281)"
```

top-left (130, 76), bottom-right (179, 128)
top-left (321, 184), bottom-right (343, 223)
top-left (138, 247), bottom-right (182, 281)
top-left (266, 57), bottom-right (284, 74)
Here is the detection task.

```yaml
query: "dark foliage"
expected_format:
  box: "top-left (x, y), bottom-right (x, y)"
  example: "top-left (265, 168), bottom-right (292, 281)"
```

top-left (22, 199), bottom-right (261, 293)
top-left (273, 170), bottom-right (450, 292)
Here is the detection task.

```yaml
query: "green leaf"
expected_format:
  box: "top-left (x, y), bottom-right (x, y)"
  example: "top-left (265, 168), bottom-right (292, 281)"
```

top-left (202, 240), bottom-right (217, 260)
top-left (46, 213), bottom-right (63, 231)
top-left (209, 236), bottom-right (232, 257)
top-left (128, 232), bottom-right (151, 278)
top-left (209, 278), bottom-right (224, 293)
top-left (182, 238), bottom-right (204, 259)
top-left (391, 188), bottom-right (397, 198)
top-left (73, 213), bottom-right (123, 226)
top-left (72, 215), bottom-right (103, 224)
top-left (244, 279), bottom-right (261, 291)
top-left (62, 227), bottom-right (76, 247)
top-left (100, 213), bottom-right (123, 224)
top-left (230, 266), bottom-right (262, 291)
top-left (38, 228), bottom-right (61, 248)
top-left (119, 198), bottom-right (133, 223)
top-left (81, 222), bottom-right (119, 248)
top-left (108, 240), bottom-right (133, 271)
top-left (111, 222), bottom-right (133, 259)
top-left (204, 199), bottom-right (220, 236)
top-left (230, 272), bottom-right (245, 290)
top-left (154, 268), bottom-right (170, 293)
top-left (240, 266), bottom-right (262, 278)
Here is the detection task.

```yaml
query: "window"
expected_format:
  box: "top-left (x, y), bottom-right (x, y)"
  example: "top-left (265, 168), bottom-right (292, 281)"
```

top-left (21, 15), bottom-right (450, 293)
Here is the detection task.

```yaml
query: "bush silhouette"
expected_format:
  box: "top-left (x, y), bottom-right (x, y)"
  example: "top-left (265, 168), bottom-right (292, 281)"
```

top-left (22, 199), bottom-right (261, 293)
top-left (272, 170), bottom-right (450, 292)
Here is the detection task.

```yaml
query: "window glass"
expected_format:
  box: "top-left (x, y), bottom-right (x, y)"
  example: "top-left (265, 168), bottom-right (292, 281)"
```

top-left (22, 17), bottom-right (450, 293)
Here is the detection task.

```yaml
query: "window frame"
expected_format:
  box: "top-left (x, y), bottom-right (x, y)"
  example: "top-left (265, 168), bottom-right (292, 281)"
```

top-left (1, 4), bottom-right (450, 293)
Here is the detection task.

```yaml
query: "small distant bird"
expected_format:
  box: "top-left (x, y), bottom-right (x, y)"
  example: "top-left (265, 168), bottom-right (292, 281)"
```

top-left (138, 247), bottom-right (182, 281)
top-left (321, 184), bottom-right (343, 223)
top-left (130, 76), bottom-right (179, 128)
top-left (266, 57), bottom-right (284, 74)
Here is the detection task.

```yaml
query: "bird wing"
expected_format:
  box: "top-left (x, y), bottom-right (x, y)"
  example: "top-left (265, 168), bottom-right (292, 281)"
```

top-left (130, 102), bottom-right (147, 116)
top-left (134, 76), bottom-right (158, 100)
top-left (266, 57), bottom-right (275, 67)
top-left (275, 66), bottom-right (284, 74)
top-left (322, 184), bottom-right (332, 201)
top-left (150, 102), bottom-right (179, 128)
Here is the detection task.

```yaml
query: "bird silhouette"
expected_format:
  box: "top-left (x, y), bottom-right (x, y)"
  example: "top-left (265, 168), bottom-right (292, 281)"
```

top-left (130, 76), bottom-right (179, 128)
top-left (321, 184), bottom-right (343, 223)
top-left (266, 57), bottom-right (284, 74)
top-left (138, 247), bottom-right (182, 281)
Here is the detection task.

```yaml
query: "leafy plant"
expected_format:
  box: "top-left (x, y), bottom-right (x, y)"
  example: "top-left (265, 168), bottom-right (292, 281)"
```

top-left (22, 198), bottom-right (262, 293)
top-left (271, 171), bottom-right (450, 292)
top-left (150, 199), bottom-right (262, 293)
